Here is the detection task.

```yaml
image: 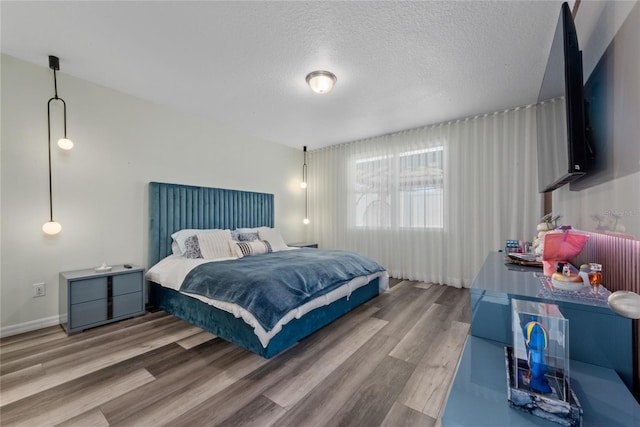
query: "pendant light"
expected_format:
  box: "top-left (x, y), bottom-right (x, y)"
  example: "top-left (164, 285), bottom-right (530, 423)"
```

top-left (43, 55), bottom-right (73, 235)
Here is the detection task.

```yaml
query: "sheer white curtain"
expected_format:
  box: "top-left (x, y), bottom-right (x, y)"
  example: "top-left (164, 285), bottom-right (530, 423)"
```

top-left (307, 106), bottom-right (540, 287)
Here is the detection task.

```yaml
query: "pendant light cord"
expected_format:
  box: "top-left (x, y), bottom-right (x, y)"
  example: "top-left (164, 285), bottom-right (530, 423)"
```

top-left (303, 147), bottom-right (308, 220)
top-left (47, 98), bottom-right (54, 222)
top-left (46, 59), bottom-right (69, 222)
top-left (53, 68), bottom-right (58, 98)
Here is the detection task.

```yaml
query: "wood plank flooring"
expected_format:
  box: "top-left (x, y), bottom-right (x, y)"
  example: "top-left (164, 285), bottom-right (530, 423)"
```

top-left (0, 280), bottom-right (470, 426)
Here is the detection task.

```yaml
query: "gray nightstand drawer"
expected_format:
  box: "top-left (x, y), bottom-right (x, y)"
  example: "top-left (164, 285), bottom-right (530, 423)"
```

top-left (114, 292), bottom-right (144, 317)
top-left (70, 277), bottom-right (107, 304)
top-left (113, 271), bottom-right (143, 295)
top-left (71, 299), bottom-right (108, 327)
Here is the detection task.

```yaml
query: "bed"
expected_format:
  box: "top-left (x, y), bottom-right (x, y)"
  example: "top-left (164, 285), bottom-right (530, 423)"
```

top-left (147, 182), bottom-right (388, 358)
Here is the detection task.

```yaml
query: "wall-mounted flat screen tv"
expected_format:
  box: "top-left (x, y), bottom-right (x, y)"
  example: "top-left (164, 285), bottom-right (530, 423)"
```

top-left (536, 2), bottom-right (590, 193)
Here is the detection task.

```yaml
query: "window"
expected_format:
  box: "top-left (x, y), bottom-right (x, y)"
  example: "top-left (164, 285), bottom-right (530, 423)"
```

top-left (354, 146), bottom-right (444, 228)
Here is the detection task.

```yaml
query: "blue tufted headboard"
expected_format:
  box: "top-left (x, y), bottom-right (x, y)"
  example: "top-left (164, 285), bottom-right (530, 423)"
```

top-left (148, 182), bottom-right (274, 266)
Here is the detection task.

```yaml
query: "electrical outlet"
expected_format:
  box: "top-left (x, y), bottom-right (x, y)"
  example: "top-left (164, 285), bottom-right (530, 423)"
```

top-left (33, 282), bottom-right (45, 297)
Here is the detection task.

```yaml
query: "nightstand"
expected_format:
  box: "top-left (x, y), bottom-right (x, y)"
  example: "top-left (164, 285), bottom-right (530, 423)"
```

top-left (288, 242), bottom-right (318, 248)
top-left (60, 265), bottom-right (145, 334)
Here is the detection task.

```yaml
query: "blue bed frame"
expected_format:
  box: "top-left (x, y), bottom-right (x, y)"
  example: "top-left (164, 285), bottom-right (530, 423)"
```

top-left (147, 182), bottom-right (381, 358)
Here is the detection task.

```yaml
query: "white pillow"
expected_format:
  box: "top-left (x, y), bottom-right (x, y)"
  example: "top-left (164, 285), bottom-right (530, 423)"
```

top-left (257, 227), bottom-right (288, 252)
top-left (171, 241), bottom-right (180, 255)
top-left (231, 240), bottom-right (273, 258)
top-left (171, 229), bottom-right (208, 255)
top-left (197, 230), bottom-right (235, 259)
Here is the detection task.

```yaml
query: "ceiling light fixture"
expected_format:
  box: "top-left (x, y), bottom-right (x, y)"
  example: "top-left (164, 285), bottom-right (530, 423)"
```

top-left (43, 55), bottom-right (74, 235)
top-left (305, 70), bottom-right (337, 94)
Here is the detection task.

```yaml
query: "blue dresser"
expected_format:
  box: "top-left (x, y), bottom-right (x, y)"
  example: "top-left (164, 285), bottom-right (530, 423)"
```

top-left (442, 252), bottom-right (638, 426)
top-left (443, 335), bottom-right (639, 426)
top-left (470, 252), bottom-right (633, 389)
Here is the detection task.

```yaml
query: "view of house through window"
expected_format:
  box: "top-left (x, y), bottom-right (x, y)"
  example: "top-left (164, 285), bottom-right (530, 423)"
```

top-left (354, 146), bottom-right (444, 228)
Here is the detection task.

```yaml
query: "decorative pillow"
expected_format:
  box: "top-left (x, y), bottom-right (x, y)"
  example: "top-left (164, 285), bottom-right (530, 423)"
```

top-left (237, 232), bottom-right (259, 241)
top-left (171, 229), bottom-right (208, 255)
top-left (230, 229), bottom-right (241, 241)
top-left (197, 230), bottom-right (235, 259)
top-left (231, 240), bottom-right (273, 258)
top-left (257, 227), bottom-right (288, 252)
top-left (183, 235), bottom-right (202, 259)
top-left (237, 227), bottom-right (258, 233)
top-left (171, 241), bottom-right (180, 255)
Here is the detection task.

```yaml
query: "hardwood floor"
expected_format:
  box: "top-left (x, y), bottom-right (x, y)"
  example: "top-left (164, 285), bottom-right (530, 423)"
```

top-left (0, 280), bottom-right (470, 427)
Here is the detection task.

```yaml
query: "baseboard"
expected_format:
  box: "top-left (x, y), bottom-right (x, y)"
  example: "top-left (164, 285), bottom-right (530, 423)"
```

top-left (0, 314), bottom-right (64, 338)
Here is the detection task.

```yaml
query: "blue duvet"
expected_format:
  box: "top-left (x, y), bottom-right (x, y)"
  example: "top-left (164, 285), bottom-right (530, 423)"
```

top-left (180, 249), bottom-right (385, 331)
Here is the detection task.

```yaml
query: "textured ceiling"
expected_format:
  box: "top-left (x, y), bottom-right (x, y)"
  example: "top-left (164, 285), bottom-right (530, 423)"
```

top-left (2, 1), bottom-right (569, 149)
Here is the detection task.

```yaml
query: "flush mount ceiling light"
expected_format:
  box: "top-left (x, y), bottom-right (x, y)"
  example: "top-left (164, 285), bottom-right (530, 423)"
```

top-left (305, 70), bottom-right (337, 94)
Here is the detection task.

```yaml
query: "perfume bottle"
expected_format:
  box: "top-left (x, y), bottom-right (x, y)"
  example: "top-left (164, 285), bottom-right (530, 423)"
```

top-left (588, 263), bottom-right (602, 295)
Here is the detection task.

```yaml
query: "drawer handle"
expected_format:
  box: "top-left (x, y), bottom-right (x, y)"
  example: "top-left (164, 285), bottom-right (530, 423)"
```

top-left (107, 276), bottom-right (113, 319)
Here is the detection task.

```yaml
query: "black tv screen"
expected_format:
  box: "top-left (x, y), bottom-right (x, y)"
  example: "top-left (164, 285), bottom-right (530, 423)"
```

top-left (536, 2), bottom-right (588, 193)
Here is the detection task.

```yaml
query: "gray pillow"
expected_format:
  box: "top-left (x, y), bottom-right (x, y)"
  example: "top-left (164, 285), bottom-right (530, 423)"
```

top-left (184, 235), bottom-right (203, 258)
top-left (237, 232), bottom-right (259, 241)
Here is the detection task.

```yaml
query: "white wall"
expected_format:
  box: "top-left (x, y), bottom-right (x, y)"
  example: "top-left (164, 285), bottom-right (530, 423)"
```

top-left (0, 54), bottom-right (305, 334)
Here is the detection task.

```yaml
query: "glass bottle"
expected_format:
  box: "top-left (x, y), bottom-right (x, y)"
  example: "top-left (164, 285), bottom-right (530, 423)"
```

top-left (588, 263), bottom-right (602, 295)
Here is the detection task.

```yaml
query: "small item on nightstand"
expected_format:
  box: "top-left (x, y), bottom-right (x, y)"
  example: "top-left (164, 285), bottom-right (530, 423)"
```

top-left (504, 240), bottom-right (522, 254)
top-left (588, 263), bottom-right (602, 295)
top-left (578, 264), bottom-right (591, 287)
top-left (524, 241), bottom-right (533, 253)
top-left (95, 263), bottom-right (112, 272)
top-left (124, 264), bottom-right (132, 269)
top-left (551, 271), bottom-right (583, 291)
